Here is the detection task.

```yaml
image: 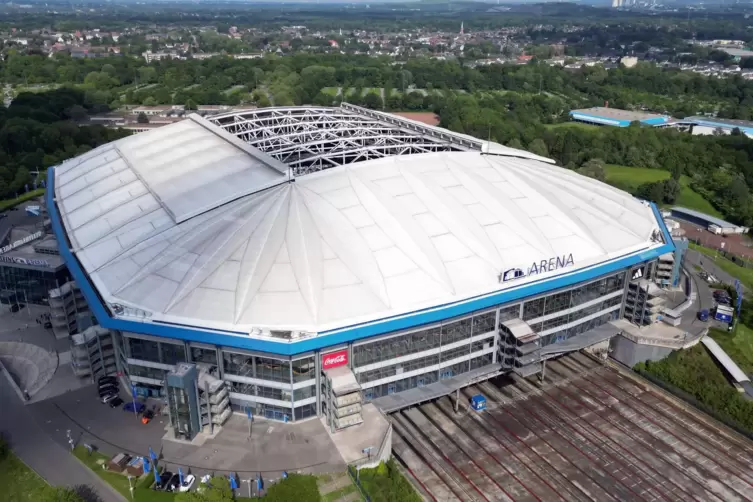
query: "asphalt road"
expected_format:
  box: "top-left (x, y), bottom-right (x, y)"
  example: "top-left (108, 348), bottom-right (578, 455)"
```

top-left (0, 373), bottom-right (126, 502)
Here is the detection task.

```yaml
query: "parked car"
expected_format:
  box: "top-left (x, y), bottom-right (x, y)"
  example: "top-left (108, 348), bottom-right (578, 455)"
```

top-left (101, 392), bottom-right (119, 404)
top-left (179, 474), bottom-right (196, 492)
top-left (43, 321), bottom-right (52, 329)
top-left (98, 376), bottom-right (117, 386)
top-left (165, 474), bottom-right (180, 492)
top-left (98, 383), bottom-right (117, 395)
top-left (10, 303), bottom-right (25, 313)
top-left (123, 401), bottom-right (146, 414)
top-left (98, 387), bottom-right (117, 398)
top-left (109, 397), bottom-right (124, 408)
top-left (141, 409), bottom-right (155, 425)
top-left (697, 309), bottom-right (709, 322)
top-left (158, 472), bottom-right (173, 491)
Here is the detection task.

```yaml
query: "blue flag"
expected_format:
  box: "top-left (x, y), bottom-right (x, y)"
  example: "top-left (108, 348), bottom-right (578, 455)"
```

top-left (149, 446), bottom-right (157, 462)
top-left (178, 467), bottom-right (184, 486)
top-left (256, 474), bottom-right (263, 492)
top-left (153, 462), bottom-right (160, 486)
top-left (142, 457), bottom-right (150, 474)
top-left (229, 473), bottom-right (238, 490)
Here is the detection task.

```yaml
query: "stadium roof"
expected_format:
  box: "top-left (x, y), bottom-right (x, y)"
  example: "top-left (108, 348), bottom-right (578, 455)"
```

top-left (51, 106), bottom-right (669, 345)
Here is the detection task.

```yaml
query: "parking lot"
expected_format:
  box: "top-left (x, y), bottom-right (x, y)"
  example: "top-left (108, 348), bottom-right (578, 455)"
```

top-left (392, 352), bottom-right (753, 502)
top-left (29, 384), bottom-right (346, 495)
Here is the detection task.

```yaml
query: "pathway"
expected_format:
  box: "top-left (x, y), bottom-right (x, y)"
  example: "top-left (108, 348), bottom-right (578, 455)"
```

top-left (0, 373), bottom-right (126, 502)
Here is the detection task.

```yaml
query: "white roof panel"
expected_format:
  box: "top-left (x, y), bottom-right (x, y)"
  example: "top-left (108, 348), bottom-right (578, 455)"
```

top-left (55, 123), bottom-right (666, 335)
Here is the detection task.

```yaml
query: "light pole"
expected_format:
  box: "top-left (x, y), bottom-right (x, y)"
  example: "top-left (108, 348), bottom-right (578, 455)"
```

top-left (127, 475), bottom-right (135, 500)
top-left (242, 478), bottom-right (252, 498)
top-left (246, 405), bottom-right (253, 440)
top-left (66, 429), bottom-right (74, 451)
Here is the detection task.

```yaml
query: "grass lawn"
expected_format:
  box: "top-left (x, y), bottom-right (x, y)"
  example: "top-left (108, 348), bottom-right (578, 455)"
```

top-left (688, 242), bottom-right (753, 290)
top-left (602, 165), bottom-right (722, 217)
top-left (0, 451), bottom-right (56, 502)
top-left (0, 188), bottom-right (45, 212)
top-left (710, 325), bottom-right (753, 374)
top-left (72, 445), bottom-right (133, 498)
top-left (603, 164), bottom-right (668, 192)
top-left (357, 460), bottom-right (421, 502)
top-left (635, 343), bottom-right (753, 434)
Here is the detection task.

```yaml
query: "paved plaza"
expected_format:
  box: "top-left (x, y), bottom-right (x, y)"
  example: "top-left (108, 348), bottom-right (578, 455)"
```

top-left (30, 384), bottom-right (346, 483)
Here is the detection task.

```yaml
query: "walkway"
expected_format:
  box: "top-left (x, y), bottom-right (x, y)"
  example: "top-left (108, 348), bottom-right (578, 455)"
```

top-left (0, 373), bottom-right (125, 502)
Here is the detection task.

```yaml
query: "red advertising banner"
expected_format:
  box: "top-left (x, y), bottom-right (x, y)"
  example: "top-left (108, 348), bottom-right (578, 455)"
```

top-left (322, 349), bottom-right (348, 370)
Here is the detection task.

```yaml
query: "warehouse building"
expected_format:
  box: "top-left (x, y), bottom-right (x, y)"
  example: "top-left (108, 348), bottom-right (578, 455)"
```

top-left (569, 106), bottom-right (672, 127)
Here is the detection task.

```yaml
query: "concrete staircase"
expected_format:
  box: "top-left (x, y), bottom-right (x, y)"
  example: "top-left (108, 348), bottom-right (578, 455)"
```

top-left (0, 341), bottom-right (58, 396)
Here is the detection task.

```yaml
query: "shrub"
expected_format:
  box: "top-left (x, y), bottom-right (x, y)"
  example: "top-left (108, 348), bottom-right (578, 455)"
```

top-left (262, 473), bottom-right (320, 502)
top-left (358, 459), bottom-right (421, 502)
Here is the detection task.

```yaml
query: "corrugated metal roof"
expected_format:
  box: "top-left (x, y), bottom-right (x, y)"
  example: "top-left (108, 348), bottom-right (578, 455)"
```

top-left (671, 206), bottom-right (740, 229)
top-left (701, 337), bottom-right (750, 383)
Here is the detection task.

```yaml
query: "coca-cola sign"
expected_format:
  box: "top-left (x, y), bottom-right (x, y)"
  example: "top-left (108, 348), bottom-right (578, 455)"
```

top-left (322, 349), bottom-right (348, 370)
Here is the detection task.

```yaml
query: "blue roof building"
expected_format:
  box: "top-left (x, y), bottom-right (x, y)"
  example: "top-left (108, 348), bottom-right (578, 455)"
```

top-left (569, 107), bottom-right (671, 127)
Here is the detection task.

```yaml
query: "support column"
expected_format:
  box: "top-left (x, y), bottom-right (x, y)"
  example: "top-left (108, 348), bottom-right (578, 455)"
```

top-left (315, 354), bottom-right (322, 417)
top-left (540, 359), bottom-right (546, 382)
top-left (454, 388), bottom-right (459, 413)
top-left (205, 380), bottom-right (213, 434)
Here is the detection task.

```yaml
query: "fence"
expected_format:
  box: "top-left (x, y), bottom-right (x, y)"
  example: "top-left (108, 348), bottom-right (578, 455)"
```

top-left (689, 238), bottom-right (753, 269)
top-left (347, 465), bottom-right (371, 502)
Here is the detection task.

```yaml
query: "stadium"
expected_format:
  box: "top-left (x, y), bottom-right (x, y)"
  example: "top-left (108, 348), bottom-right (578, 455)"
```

top-left (48, 103), bottom-right (675, 424)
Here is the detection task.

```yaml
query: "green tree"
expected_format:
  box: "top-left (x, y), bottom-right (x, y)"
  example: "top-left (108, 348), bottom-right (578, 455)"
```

top-left (527, 138), bottom-right (549, 158)
top-left (507, 138), bottom-right (524, 150)
top-left (142, 97), bottom-right (157, 106)
top-left (577, 158), bottom-right (606, 182)
top-left (185, 99), bottom-right (197, 111)
top-left (137, 112), bottom-right (149, 124)
top-left (363, 92), bottom-right (383, 110)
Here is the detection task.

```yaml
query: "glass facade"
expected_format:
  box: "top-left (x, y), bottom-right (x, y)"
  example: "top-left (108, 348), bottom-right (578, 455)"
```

top-left (221, 350), bottom-right (316, 421)
top-left (119, 265), bottom-right (639, 420)
top-left (353, 309), bottom-right (497, 401)
top-left (0, 264), bottom-right (70, 305)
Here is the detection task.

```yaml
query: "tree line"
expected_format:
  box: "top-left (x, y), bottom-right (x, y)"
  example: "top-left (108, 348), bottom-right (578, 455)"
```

top-left (0, 88), bottom-right (129, 200)
top-left (3, 53), bottom-right (753, 119)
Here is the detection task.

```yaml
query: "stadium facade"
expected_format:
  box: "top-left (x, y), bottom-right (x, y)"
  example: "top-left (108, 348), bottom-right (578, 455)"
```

top-left (48, 104), bottom-right (675, 424)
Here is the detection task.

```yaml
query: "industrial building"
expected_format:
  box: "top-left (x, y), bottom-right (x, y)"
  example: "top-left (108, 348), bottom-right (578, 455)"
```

top-left (47, 104), bottom-right (676, 429)
top-left (670, 207), bottom-right (749, 235)
top-left (682, 116), bottom-right (753, 138)
top-left (569, 107), bottom-right (672, 127)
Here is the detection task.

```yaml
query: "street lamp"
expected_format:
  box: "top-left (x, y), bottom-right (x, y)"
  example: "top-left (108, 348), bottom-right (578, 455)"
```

top-left (66, 429), bottom-right (74, 451)
top-left (127, 475), bottom-right (135, 500)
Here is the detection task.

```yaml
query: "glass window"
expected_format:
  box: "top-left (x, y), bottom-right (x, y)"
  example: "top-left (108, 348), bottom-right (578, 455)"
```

top-left (294, 403), bottom-right (316, 420)
top-left (230, 381), bottom-right (255, 395)
top-left (352, 326), bottom-right (441, 367)
top-left (441, 317), bottom-right (472, 345)
top-left (293, 385), bottom-right (315, 401)
top-left (255, 356), bottom-right (291, 384)
top-left (223, 352), bottom-right (254, 377)
top-left (160, 342), bottom-right (185, 366)
top-left (191, 347), bottom-right (218, 366)
top-left (472, 311), bottom-right (496, 335)
top-left (543, 291), bottom-right (571, 316)
top-left (523, 297), bottom-right (546, 321)
top-left (257, 385), bottom-right (285, 401)
top-left (499, 304), bottom-right (520, 323)
top-left (292, 356), bottom-right (315, 382)
top-left (128, 364), bottom-right (165, 381)
top-left (128, 338), bottom-right (160, 363)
